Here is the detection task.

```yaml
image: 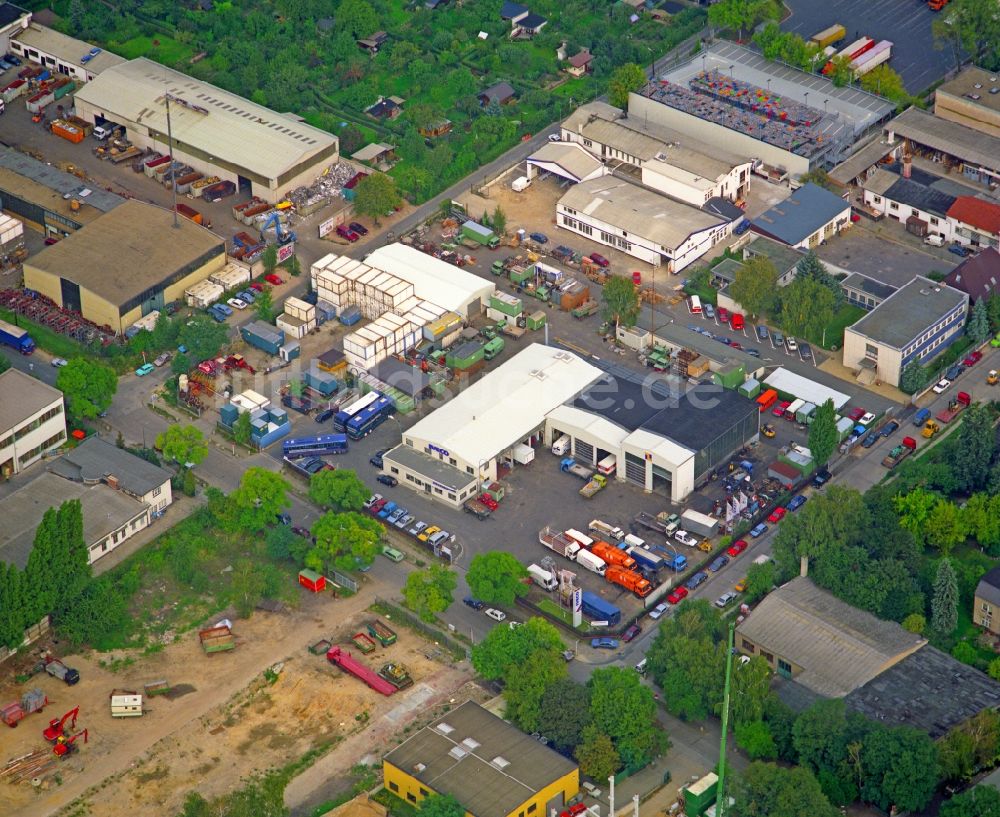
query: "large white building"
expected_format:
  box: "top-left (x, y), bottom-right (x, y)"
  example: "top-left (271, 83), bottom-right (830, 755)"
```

top-left (0, 368), bottom-right (66, 477)
top-left (11, 23), bottom-right (125, 82)
top-left (560, 101), bottom-right (753, 206)
top-left (557, 177), bottom-right (730, 272)
top-left (73, 58), bottom-right (339, 203)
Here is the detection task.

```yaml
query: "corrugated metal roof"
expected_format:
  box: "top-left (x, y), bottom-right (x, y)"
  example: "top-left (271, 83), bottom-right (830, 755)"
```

top-left (14, 24), bottom-right (125, 74)
top-left (73, 58), bottom-right (338, 181)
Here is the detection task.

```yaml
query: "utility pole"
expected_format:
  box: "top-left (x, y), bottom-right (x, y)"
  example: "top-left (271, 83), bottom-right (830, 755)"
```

top-left (715, 621), bottom-right (736, 817)
top-left (164, 94), bottom-right (179, 229)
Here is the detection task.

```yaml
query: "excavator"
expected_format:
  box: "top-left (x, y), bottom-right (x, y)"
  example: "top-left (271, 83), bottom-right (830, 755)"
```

top-left (43, 706), bottom-right (79, 742)
top-left (53, 729), bottom-right (87, 757)
top-left (258, 211), bottom-right (297, 246)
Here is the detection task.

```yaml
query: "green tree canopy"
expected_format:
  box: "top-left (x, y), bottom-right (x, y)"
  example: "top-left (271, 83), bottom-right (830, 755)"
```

top-left (574, 725), bottom-right (620, 781)
top-left (729, 254), bottom-right (779, 320)
top-left (504, 648), bottom-right (568, 732)
top-left (941, 785), bottom-right (1000, 817)
top-left (228, 468), bottom-right (291, 532)
top-left (729, 655), bottom-right (772, 726)
top-left (601, 274), bottom-right (640, 333)
top-left (262, 245), bottom-right (278, 276)
top-left (900, 361), bottom-right (930, 394)
top-left (255, 288), bottom-right (275, 323)
top-left (308, 469), bottom-right (370, 512)
top-left (537, 680), bottom-right (592, 753)
top-left (355, 173), bottom-right (403, 225)
top-left (155, 424), bottom-right (208, 466)
top-left (734, 762), bottom-right (839, 817)
top-left (734, 720), bottom-right (778, 760)
top-left (954, 404), bottom-right (995, 493)
top-left (807, 400), bottom-right (838, 467)
top-left (338, 0), bottom-right (378, 39)
top-left (418, 795), bottom-right (465, 817)
top-left (232, 411), bottom-right (254, 447)
top-left (859, 725), bottom-right (938, 813)
top-left (607, 63), bottom-right (646, 108)
top-left (471, 617), bottom-right (564, 680)
top-left (178, 314), bottom-right (229, 362)
top-left (932, 557), bottom-right (959, 636)
top-left (859, 65), bottom-right (911, 107)
top-left (308, 511), bottom-right (382, 572)
top-left (466, 552), bottom-right (530, 605)
top-left (588, 666), bottom-right (667, 768)
top-left (778, 276), bottom-right (836, 341)
top-left (933, 0), bottom-right (1000, 71)
top-left (708, 0), bottom-right (781, 39)
top-left (56, 358), bottom-right (117, 419)
top-left (402, 565), bottom-right (456, 622)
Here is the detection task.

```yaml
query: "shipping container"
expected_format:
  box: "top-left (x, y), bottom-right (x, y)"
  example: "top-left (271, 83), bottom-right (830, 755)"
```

top-left (240, 320), bottom-right (286, 355)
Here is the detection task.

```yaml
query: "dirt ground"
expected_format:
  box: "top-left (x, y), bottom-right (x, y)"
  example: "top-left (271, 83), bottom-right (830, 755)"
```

top-left (0, 592), bottom-right (473, 817)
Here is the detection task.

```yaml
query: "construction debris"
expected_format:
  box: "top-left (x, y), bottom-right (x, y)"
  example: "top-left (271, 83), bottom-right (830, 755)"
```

top-left (285, 161), bottom-right (357, 211)
top-left (1, 749), bottom-right (57, 784)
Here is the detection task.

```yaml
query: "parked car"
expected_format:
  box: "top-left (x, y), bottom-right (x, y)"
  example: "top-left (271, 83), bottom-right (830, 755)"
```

top-left (485, 608), bottom-right (507, 622)
top-left (376, 474), bottom-right (398, 487)
top-left (265, 274), bottom-right (284, 285)
top-left (756, 325), bottom-right (769, 340)
top-left (588, 252), bottom-right (610, 267)
top-left (336, 224), bottom-right (360, 242)
top-left (772, 330), bottom-right (784, 347)
top-left (386, 507), bottom-right (405, 524)
top-left (377, 501), bottom-right (396, 519)
top-left (862, 431), bottom-right (880, 448)
top-left (529, 232), bottom-right (549, 244)
top-left (785, 336), bottom-right (798, 352)
top-left (800, 343), bottom-right (813, 360)
top-left (591, 637), bottom-right (619, 650)
top-left (750, 522), bottom-right (769, 538)
top-left (364, 493), bottom-right (382, 510)
top-left (946, 363), bottom-right (963, 380)
top-left (135, 363), bottom-right (155, 376)
top-left (949, 244), bottom-right (971, 257)
top-left (812, 468), bottom-right (831, 487)
top-left (237, 289), bottom-right (255, 303)
top-left (349, 222), bottom-right (369, 236)
top-left (932, 378), bottom-right (951, 394)
top-left (708, 555), bottom-right (730, 572)
top-left (685, 571), bottom-right (709, 591)
top-left (649, 602), bottom-right (670, 620)
top-left (464, 596), bottom-right (486, 610)
top-left (703, 303), bottom-right (715, 320)
top-left (787, 495), bottom-right (807, 511)
top-left (370, 454), bottom-right (384, 468)
top-left (227, 298), bottom-right (248, 310)
top-left (674, 530), bottom-right (700, 547)
top-left (51, 357), bottom-right (68, 367)
top-left (382, 546), bottom-right (404, 562)
top-left (417, 525), bottom-right (440, 542)
top-left (547, 133), bottom-right (562, 142)
top-left (715, 591), bottom-right (738, 608)
top-left (249, 282), bottom-right (264, 293)
top-left (734, 578), bottom-right (748, 592)
top-left (408, 521), bottom-right (428, 537)
top-left (153, 352), bottom-right (171, 367)
top-left (746, 348), bottom-right (761, 358)
top-left (667, 587), bottom-right (689, 605)
top-left (847, 407), bottom-right (866, 422)
top-left (881, 420), bottom-right (899, 437)
top-left (369, 498), bottom-right (388, 515)
top-left (717, 307), bottom-right (730, 323)
top-left (395, 514), bottom-right (413, 529)
top-left (730, 313), bottom-right (744, 331)
top-left (727, 539), bottom-right (748, 557)
top-left (214, 302), bottom-right (233, 317)
top-left (315, 408), bottom-right (336, 423)
top-left (622, 624), bottom-right (641, 643)
top-left (767, 507), bottom-right (787, 523)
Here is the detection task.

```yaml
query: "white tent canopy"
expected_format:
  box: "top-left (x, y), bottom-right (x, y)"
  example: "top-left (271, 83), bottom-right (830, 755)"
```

top-left (764, 368), bottom-right (849, 410)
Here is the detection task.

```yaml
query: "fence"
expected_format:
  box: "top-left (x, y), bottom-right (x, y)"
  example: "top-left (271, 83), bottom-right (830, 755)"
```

top-left (373, 598), bottom-right (468, 660)
top-left (0, 616), bottom-right (50, 665)
top-left (332, 570), bottom-right (359, 593)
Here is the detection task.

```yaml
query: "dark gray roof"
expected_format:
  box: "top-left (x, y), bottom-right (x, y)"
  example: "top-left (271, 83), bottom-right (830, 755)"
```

top-left (48, 436), bottom-right (170, 497)
top-left (771, 675), bottom-right (825, 713)
top-left (518, 12), bottom-right (547, 28)
top-left (383, 701), bottom-right (577, 817)
top-left (0, 3), bottom-right (27, 27)
top-left (575, 372), bottom-right (759, 452)
top-left (847, 276), bottom-right (968, 349)
top-left (500, 1), bottom-right (528, 18)
top-left (751, 184), bottom-right (849, 245)
top-left (845, 646), bottom-right (1000, 739)
top-left (841, 273), bottom-right (897, 302)
top-left (0, 148), bottom-right (124, 214)
top-left (480, 82), bottom-right (516, 103)
top-left (372, 356), bottom-right (432, 397)
top-left (882, 176), bottom-right (957, 218)
top-left (945, 247), bottom-right (1000, 302)
top-left (703, 197), bottom-right (744, 221)
top-left (976, 566), bottom-right (1000, 608)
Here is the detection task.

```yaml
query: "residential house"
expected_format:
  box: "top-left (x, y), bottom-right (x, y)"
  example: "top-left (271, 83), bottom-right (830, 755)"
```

top-left (944, 247), bottom-right (1000, 302)
top-left (975, 567), bottom-right (1000, 636)
top-left (565, 50), bottom-right (592, 78)
top-left (862, 164), bottom-right (956, 242)
top-left (478, 82), bottom-right (517, 107)
top-left (750, 183), bottom-right (851, 249)
top-left (948, 196), bottom-right (1000, 251)
top-left (511, 11), bottom-right (547, 38)
top-left (365, 96), bottom-right (403, 120)
top-left (357, 31), bottom-right (388, 55)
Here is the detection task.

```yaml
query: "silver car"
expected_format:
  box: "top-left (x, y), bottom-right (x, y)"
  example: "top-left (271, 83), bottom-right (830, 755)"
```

top-left (715, 591), bottom-right (738, 608)
top-left (674, 530), bottom-right (700, 548)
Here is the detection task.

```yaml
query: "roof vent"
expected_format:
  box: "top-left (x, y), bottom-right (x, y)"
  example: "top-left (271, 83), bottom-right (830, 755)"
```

top-left (436, 722), bottom-right (455, 734)
top-left (461, 738), bottom-right (481, 750)
top-left (654, 151), bottom-right (667, 161)
top-left (414, 763), bottom-right (426, 773)
top-left (449, 746), bottom-right (468, 760)
top-left (974, 83), bottom-right (983, 89)
top-left (491, 756), bottom-right (510, 770)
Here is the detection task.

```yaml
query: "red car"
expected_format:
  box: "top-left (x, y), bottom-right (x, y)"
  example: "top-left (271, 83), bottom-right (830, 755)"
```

top-left (847, 407), bottom-right (865, 422)
top-left (622, 624), bottom-right (642, 642)
top-left (717, 307), bottom-right (730, 323)
top-left (667, 587), bottom-right (689, 605)
top-left (730, 313), bottom-right (745, 331)
top-left (631, 271), bottom-right (642, 286)
top-left (249, 282), bottom-right (264, 292)
top-left (265, 273), bottom-right (284, 286)
top-left (964, 351), bottom-right (983, 367)
top-left (589, 253), bottom-right (610, 268)
top-left (727, 539), bottom-right (748, 558)
top-left (336, 224), bottom-right (360, 242)
top-left (559, 805), bottom-right (587, 817)
top-left (370, 498), bottom-right (388, 515)
top-left (767, 507), bottom-right (787, 523)
top-left (772, 401), bottom-right (790, 417)
top-left (478, 493), bottom-right (499, 511)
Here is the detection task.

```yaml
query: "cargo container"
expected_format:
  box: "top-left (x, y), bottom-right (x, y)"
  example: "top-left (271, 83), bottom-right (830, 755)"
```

top-left (526, 310), bottom-right (546, 330)
top-left (2, 79), bottom-right (27, 103)
top-left (240, 320), bottom-right (286, 355)
top-left (25, 90), bottom-right (53, 113)
top-left (51, 120), bottom-right (84, 143)
top-left (202, 180), bottom-right (236, 202)
top-left (174, 171), bottom-right (204, 195)
top-left (53, 80), bottom-right (75, 100)
top-left (185, 280), bottom-right (224, 308)
top-left (796, 402), bottom-right (817, 424)
top-left (580, 591), bottom-right (621, 626)
top-left (461, 220), bottom-right (499, 248)
top-left (810, 23), bottom-right (845, 48)
top-left (339, 305), bottom-right (362, 326)
top-left (738, 377), bottom-right (760, 399)
top-left (680, 509), bottom-right (718, 538)
top-left (175, 202), bottom-right (207, 226)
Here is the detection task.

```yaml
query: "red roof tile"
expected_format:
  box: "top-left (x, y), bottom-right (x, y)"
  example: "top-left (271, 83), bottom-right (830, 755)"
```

top-left (947, 196), bottom-right (1000, 236)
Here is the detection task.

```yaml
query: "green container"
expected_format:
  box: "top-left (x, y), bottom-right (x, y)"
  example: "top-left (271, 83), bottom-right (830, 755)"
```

top-left (683, 773), bottom-right (718, 817)
top-left (509, 266), bottom-right (532, 285)
top-left (489, 292), bottom-right (522, 317)
top-left (446, 340), bottom-right (483, 369)
top-left (526, 310), bottom-right (546, 330)
top-left (483, 337), bottom-right (505, 360)
top-left (738, 377), bottom-right (761, 399)
top-left (712, 364), bottom-right (746, 390)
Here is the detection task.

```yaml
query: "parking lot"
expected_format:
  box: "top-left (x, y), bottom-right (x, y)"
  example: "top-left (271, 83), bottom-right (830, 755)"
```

top-left (783, 0), bottom-right (956, 94)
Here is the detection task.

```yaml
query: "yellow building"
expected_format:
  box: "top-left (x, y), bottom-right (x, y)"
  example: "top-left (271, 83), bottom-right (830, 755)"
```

top-left (383, 701), bottom-right (579, 817)
top-left (23, 199), bottom-right (226, 334)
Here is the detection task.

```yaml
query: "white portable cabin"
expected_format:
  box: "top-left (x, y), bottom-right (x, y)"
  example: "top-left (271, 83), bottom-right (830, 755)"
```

top-left (110, 692), bottom-right (144, 718)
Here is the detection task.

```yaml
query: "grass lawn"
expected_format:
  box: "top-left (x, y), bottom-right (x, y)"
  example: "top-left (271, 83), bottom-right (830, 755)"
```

top-left (113, 35), bottom-right (193, 65)
top-left (807, 304), bottom-right (865, 350)
top-left (0, 306), bottom-right (88, 360)
top-left (683, 278), bottom-right (718, 306)
top-left (537, 597), bottom-right (587, 631)
top-left (373, 789), bottom-right (420, 817)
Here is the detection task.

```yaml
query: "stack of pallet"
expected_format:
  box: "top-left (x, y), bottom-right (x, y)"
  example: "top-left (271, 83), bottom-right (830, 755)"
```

top-left (1, 749), bottom-right (56, 784)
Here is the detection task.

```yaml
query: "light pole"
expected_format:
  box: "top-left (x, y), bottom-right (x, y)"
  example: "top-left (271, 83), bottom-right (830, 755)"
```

top-left (163, 94), bottom-right (179, 229)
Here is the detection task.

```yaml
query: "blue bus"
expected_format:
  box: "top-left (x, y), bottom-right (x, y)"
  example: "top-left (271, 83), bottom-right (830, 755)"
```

top-left (333, 391), bottom-right (381, 432)
top-left (346, 396), bottom-right (395, 439)
top-left (281, 433), bottom-right (349, 459)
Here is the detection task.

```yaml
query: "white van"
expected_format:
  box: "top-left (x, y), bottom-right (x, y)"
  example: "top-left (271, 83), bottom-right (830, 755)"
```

top-left (635, 658), bottom-right (648, 675)
top-left (924, 235), bottom-right (944, 247)
top-left (551, 434), bottom-right (571, 456)
top-left (527, 563), bottom-right (558, 591)
top-left (512, 176), bottom-right (531, 192)
top-left (688, 294), bottom-right (702, 314)
top-left (597, 454), bottom-right (617, 475)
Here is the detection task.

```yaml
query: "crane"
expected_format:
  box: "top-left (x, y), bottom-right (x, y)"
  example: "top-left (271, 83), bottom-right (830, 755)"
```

top-left (53, 729), bottom-right (88, 758)
top-left (258, 211), bottom-right (297, 246)
top-left (43, 706), bottom-right (79, 742)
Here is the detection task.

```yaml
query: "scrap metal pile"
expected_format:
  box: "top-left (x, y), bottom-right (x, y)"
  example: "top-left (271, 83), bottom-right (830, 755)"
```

top-left (285, 161), bottom-right (357, 210)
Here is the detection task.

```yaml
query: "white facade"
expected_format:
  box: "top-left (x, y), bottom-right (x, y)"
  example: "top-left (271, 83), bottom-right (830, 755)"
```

top-left (343, 312), bottom-right (421, 371)
top-left (0, 369), bottom-right (66, 477)
top-left (862, 178), bottom-right (953, 242)
top-left (10, 23), bottom-right (124, 83)
top-left (641, 159), bottom-right (752, 207)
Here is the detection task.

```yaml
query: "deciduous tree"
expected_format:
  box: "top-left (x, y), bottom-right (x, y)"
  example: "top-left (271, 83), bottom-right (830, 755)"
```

top-left (807, 399), bottom-right (837, 467)
top-left (471, 617), bottom-right (564, 680)
top-left (901, 613), bottom-right (926, 634)
top-left (338, 0), bottom-right (378, 39)
top-left (574, 726), bottom-right (620, 781)
top-left (308, 469), bottom-right (370, 512)
top-left (402, 565), bottom-right (456, 622)
top-left (418, 794), bottom-right (466, 817)
top-left (601, 274), bottom-right (640, 334)
top-left (778, 277), bottom-right (836, 342)
top-left (537, 680), bottom-right (592, 753)
top-left (729, 655), bottom-right (772, 726)
top-left (900, 361), bottom-right (930, 394)
top-left (729, 254), bottom-right (779, 320)
top-left (859, 725), bottom-right (938, 813)
top-left (232, 411), bottom-right (254, 447)
top-left (941, 785), bottom-right (1000, 817)
top-left (932, 557), bottom-right (959, 636)
top-left (178, 314), bottom-right (228, 362)
top-left (355, 173), bottom-right (402, 225)
top-left (933, 0), bottom-right (1000, 71)
top-left (708, 0), bottom-right (781, 40)
top-left (56, 358), bottom-right (117, 419)
top-left (308, 511), bottom-right (382, 572)
top-left (925, 499), bottom-right (966, 555)
top-left (230, 558), bottom-right (267, 618)
top-left (859, 65), bottom-right (911, 107)
top-left (155, 424), bottom-right (208, 466)
top-left (733, 762), bottom-right (839, 817)
top-left (262, 245), bottom-right (278, 276)
top-left (589, 666), bottom-right (666, 768)
top-left (735, 720), bottom-right (777, 760)
top-left (504, 648), bottom-right (568, 732)
top-left (229, 468), bottom-right (291, 532)
top-left (255, 288), bottom-right (275, 323)
top-left (607, 63), bottom-right (646, 108)
top-left (466, 552), bottom-right (530, 605)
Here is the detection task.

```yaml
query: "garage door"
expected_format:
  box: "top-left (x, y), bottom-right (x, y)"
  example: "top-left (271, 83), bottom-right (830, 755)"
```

top-left (574, 439), bottom-right (594, 465)
top-left (651, 464), bottom-right (672, 497)
top-left (624, 453), bottom-right (646, 487)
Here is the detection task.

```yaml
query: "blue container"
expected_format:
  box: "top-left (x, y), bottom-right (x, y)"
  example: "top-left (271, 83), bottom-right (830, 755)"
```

top-left (339, 305), bottom-right (362, 326)
top-left (220, 404), bottom-right (239, 426)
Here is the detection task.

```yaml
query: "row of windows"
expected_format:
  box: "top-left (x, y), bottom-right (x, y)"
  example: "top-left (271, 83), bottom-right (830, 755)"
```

top-left (401, 468), bottom-right (469, 502)
top-left (740, 640), bottom-right (790, 672)
top-left (599, 231), bottom-right (632, 251)
top-left (561, 215), bottom-right (594, 237)
top-left (906, 310), bottom-right (964, 356)
top-left (17, 430), bottom-right (65, 467)
top-left (1, 403), bottom-right (64, 448)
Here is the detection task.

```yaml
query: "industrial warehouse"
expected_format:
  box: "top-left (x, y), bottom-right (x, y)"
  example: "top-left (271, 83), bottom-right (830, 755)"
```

top-left (382, 344), bottom-right (760, 507)
top-left (23, 200), bottom-right (226, 334)
top-left (72, 58), bottom-right (340, 203)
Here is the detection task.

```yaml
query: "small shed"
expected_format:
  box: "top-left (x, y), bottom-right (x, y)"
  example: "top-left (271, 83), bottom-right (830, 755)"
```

top-left (565, 49), bottom-right (592, 77)
top-left (526, 310), bottom-right (546, 330)
top-left (110, 690), bottom-right (144, 718)
top-left (352, 142), bottom-right (397, 166)
top-left (317, 347), bottom-right (348, 374)
top-left (299, 569), bottom-right (327, 593)
top-left (767, 460), bottom-right (801, 489)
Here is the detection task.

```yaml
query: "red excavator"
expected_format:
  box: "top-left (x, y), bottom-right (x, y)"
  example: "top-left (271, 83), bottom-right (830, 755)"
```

top-left (43, 706), bottom-right (79, 743)
top-left (53, 729), bottom-right (87, 757)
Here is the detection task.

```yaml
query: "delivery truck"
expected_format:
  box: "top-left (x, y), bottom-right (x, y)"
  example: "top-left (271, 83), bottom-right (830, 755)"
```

top-left (539, 527), bottom-right (581, 560)
top-left (527, 563), bottom-right (558, 590)
top-left (0, 318), bottom-right (35, 354)
top-left (575, 549), bottom-right (607, 575)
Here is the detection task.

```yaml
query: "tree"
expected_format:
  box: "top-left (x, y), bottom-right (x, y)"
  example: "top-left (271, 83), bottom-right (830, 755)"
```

top-left (589, 666), bottom-right (666, 768)
top-left (466, 552), bottom-right (530, 605)
top-left (902, 613), bottom-right (926, 634)
top-left (308, 511), bottom-right (383, 572)
top-left (230, 558), bottom-right (267, 618)
top-left (827, 54), bottom-right (855, 87)
top-left (933, 0), bottom-right (1000, 71)
top-left (504, 649), bottom-right (568, 732)
top-left (733, 762), bottom-right (839, 817)
top-left (232, 410), bottom-right (254, 447)
top-left (337, 0), bottom-right (378, 39)
top-left (418, 794), bottom-right (465, 817)
top-left (859, 65), bottom-right (910, 107)
top-left (537, 680), bottom-right (592, 753)
top-left (608, 63), bottom-right (646, 108)
top-left (793, 699), bottom-right (853, 776)
top-left (932, 558), bottom-right (960, 636)
top-left (807, 400), bottom-right (838, 467)
top-left (708, 0), bottom-right (781, 40)
top-left (968, 297), bottom-right (992, 343)
top-left (182, 468), bottom-right (197, 497)
top-left (925, 499), bottom-right (966, 555)
top-left (284, 254), bottom-right (302, 278)
top-left (730, 254), bottom-right (779, 320)
top-left (735, 720), bottom-right (778, 760)
top-left (262, 245), bottom-right (278, 276)
top-left (796, 251), bottom-right (842, 306)
top-left (171, 353), bottom-right (190, 376)
top-left (942, 785), bottom-right (1000, 817)
top-left (229, 468), bottom-right (290, 532)
top-left (355, 173), bottom-right (402, 226)
top-left (954, 404), bottom-right (995, 493)
top-left (491, 205), bottom-right (507, 236)
top-left (729, 655), bottom-right (772, 727)
top-left (743, 560), bottom-right (776, 604)
top-left (155, 424), bottom-right (208, 466)
top-left (56, 358), bottom-right (117, 419)
top-left (900, 361), bottom-right (930, 394)
top-left (778, 277), bottom-right (836, 342)
top-left (308, 469), bottom-right (370, 512)
top-left (472, 617), bottom-right (565, 680)
top-left (798, 168), bottom-right (834, 190)
top-left (894, 488), bottom-right (938, 546)
top-left (178, 314), bottom-right (228, 362)
top-left (403, 565), bottom-right (456, 622)
top-left (859, 725), bottom-right (938, 813)
top-left (255, 288), bottom-right (275, 323)
top-left (575, 726), bottom-right (620, 781)
top-left (601, 274), bottom-right (641, 334)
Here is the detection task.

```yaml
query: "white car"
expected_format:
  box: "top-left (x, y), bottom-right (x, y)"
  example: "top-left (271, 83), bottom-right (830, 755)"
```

top-left (227, 297), bottom-right (248, 310)
top-left (715, 591), bottom-right (738, 608)
top-left (485, 608), bottom-right (507, 622)
top-left (50, 357), bottom-right (68, 367)
top-left (363, 493), bottom-right (382, 510)
top-left (547, 133), bottom-right (561, 142)
top-left (785, 336), bottom-right (798, 352)
top-left (858, 412), bottom-right (876, 426)
top-left (508, 620), bottom-right (523, 630)
top-left (649, 602), bottom-right (670, 620)
top-left (932, 378), bottom-right (951, 394)
top-left (674, 530), bottom-right (700, 548)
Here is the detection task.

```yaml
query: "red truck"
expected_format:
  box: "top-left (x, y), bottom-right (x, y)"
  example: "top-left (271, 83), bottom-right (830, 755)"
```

top-left (590, 540), bottom-right (636, 570)
top-left (936, 391), bottom-right (970, 424)
top-left (605, 565), bottom-right (652, 598)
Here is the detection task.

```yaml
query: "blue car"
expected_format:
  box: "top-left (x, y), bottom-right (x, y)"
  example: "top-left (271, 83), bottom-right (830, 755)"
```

top-left (787, 495), bottom-right (807, 512)
top-left (237, 289), bottom-right (255, 303)
top-left (377, 501), bottom-right (397, 519)
top-left (685, 571), bottom-right (709, 591)
top-left (734, 219), bottom-right (751, 235)
top-left (529, 232), bottom-right (549, 244)
top-left (750, 522), bottom-right (769, 538)
top-left (708, 555), bottom-right (729, 572)
top-left (591, 637), bottom-right (619, 650)
top-left (208, 307), bottom-right (226, 323)
top-left (214, 302), bottom-right (233, 317)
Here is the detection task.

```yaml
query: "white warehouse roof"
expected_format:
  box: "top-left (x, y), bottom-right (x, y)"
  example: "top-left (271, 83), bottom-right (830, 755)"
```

top-left (364, 243), bottom-right (494, 316)
top-left (406, 344), bottom-right (604, 466)
top-left (623, 428), bottom-right (695, 471)
top-left (764, 367), bottom-right (850, 410)
top-left (73, 58), bottom-right (338, 182)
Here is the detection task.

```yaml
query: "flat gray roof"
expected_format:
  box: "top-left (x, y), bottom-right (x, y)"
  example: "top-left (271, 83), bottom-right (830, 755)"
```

top-left (14, 24), bottom-right (125, 74)
top-left (0, 472), bottom-right (147, 569)
top-left (0, 147), bottom-right (125, 214)
top-left (383, 444), bottom-right (476, 494)
top-left (384, 701), bottom-right (577, 817)
top-left (48, 436), bottom-right (170, 496)
top-left (0, 368), bottom-right (63, 432)
top-left (936, 66), bottom-right (1000, 117)
top-left (742, 235), bottom-right (806, 273)
top-left (888, 107), bottom-right (1000, 174)
top-left (848, 276), bottom-right (968, 349)
top-left (841, 272), bottom-right (897, 302)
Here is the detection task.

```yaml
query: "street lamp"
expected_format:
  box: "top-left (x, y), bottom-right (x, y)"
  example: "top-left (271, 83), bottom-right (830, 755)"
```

top-left (162, 93), bottom-right (180, 229)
